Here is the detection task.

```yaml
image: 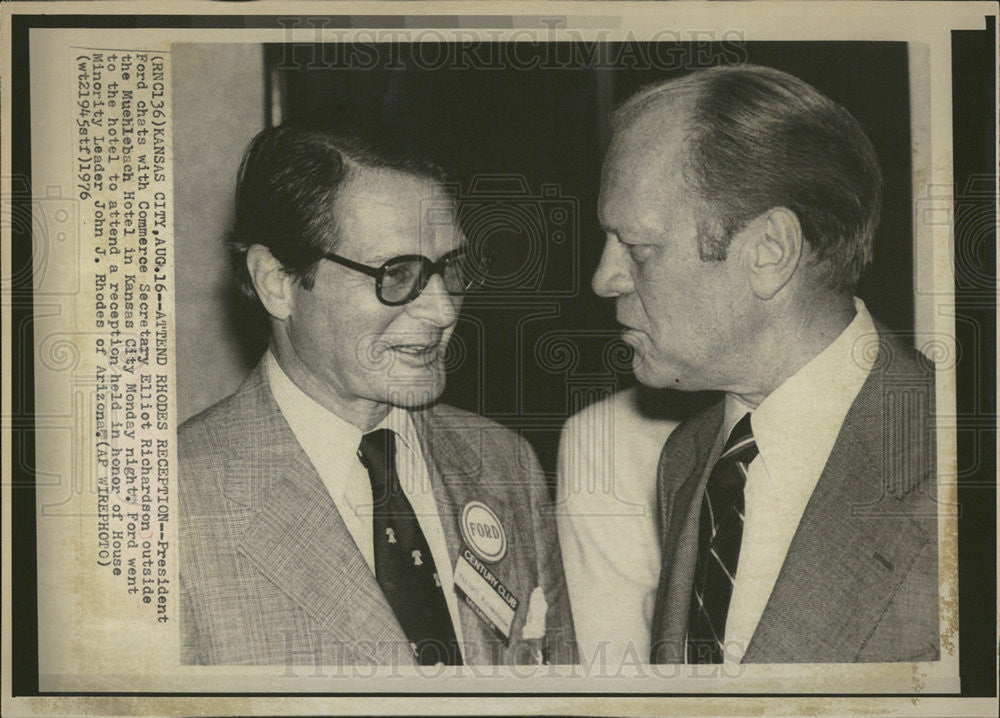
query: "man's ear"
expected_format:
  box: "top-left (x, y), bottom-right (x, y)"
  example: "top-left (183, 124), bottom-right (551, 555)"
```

top-left (742, 207), bottom-right (803, 300)
top-left (246, 244), bottom-right (295, 321)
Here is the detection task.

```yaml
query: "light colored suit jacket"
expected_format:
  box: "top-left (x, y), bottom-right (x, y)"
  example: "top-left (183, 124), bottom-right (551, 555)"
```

top-left (179, 364), bottom-right (576, 665)
top-left (650, 328), bottom-right (939, 663)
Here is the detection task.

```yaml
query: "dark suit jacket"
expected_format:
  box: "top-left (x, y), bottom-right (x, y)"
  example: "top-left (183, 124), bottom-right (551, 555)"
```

top-left (179, 364), bottom-right (576, 665)
top-left (650, 327), bottom-right (939, 663)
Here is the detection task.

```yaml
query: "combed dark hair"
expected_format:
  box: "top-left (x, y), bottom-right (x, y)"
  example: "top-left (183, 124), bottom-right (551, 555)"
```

top-left (228, 125), bottom-right (450, 305)
top-left (612, 64), bottom-right (883, 293)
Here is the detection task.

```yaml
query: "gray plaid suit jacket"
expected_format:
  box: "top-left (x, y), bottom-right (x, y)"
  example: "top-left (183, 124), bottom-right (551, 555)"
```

top-left (650, 326), bottom-right (939, 663)
top-left (179, 363), bottom-right (577, 666)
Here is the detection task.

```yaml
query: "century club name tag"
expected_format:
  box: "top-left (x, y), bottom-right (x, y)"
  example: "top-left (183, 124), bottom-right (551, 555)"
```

top-left (453, 545), bottom-right (519, 644)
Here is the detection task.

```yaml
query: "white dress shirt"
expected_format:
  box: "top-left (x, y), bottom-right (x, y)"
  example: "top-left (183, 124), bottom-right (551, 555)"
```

top-left (556, 386), bottom-right (679, 666)
top-left (720, 298), bottom-right (877, 664)
top-left (264, 351), bottom-right (465, 649)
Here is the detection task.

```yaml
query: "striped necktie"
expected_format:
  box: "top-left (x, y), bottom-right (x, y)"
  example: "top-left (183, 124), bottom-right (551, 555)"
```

top-left (686, 413), bottom-right (757, 664)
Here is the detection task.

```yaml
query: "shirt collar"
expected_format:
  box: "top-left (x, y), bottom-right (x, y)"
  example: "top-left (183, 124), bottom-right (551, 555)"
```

top-left (725, 298), bottom-right (877, 485)
top-left (264, 350), bottom-right (417, 457)
top-left (373, 404), bottom-right (419, 452)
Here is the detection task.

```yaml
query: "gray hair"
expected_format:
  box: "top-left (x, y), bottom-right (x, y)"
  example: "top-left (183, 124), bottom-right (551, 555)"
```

top-left (613, 64), bottom-right (883, 293)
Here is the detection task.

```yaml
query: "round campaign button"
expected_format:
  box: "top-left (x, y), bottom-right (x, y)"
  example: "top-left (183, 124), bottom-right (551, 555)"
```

top-left (460, 501), bottom-right (507, 563)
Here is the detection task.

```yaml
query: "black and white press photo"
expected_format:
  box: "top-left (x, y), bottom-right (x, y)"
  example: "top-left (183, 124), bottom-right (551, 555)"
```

top-left (2, 2), bottom-right (996, 717)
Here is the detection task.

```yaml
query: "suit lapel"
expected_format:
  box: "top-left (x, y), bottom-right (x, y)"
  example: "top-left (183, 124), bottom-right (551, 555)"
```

top-left (411, 408), bottom-right (519, 664)
top-left (409, 408), bottom-right (473, 565)
top-left (744, 333), bottom-right (934, 662)
top-left (650, 399), bottom-right (725, 661)
top-left (226, 365), bottom-right (409, 664)
top-left (237, 455), bottom-right (410, 662)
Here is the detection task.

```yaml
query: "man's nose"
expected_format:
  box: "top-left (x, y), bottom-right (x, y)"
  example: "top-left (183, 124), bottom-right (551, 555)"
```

top-left (406, 273), bottom-right (460, 327)
top-left (591, 236), bottom-right (634, 298)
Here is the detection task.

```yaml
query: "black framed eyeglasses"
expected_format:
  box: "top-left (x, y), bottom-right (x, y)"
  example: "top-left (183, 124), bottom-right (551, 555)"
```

top-left (321, 247), bottom-right (484, 306)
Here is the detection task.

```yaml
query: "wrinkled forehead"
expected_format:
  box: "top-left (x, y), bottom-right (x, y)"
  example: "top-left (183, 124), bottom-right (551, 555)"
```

top-left (599, 109), bottom-right (693, 220)
top-left (606, 100), bottom-right (692, 175)
top-left (336, 168), bottom-right (463, 257)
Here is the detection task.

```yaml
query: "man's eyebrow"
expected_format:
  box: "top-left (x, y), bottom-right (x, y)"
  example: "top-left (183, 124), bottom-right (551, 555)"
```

top-left (341, 252), bottom-right (392, 266)
top-left (599, 216), bottom-right (637, 238)
top-left (602, 222), bottom-right (637, 239)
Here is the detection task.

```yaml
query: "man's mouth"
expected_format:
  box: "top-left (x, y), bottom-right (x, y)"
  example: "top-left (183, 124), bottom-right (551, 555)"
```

top-left (619, 326), bottom-right (647, 352)
top-left (388, 342), bottom-right (443, 363)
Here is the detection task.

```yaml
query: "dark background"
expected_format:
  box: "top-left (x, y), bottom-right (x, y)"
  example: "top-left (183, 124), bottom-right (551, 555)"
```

top-left (257, 41), bottom-right (915, 480)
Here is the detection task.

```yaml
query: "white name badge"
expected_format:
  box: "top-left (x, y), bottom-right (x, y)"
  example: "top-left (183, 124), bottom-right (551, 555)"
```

top-left (460, 501), bottom-right (507, 563)
top-left (453, 546), bottom-right (519, 643)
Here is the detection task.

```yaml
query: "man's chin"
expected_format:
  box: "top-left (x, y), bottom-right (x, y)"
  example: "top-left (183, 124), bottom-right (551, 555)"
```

top-left (628, 339), bottom-right (663, 385)
top-left (632, 354), bottom-right (688, 391)
top-left (380, 368), bottom-right (447, 409)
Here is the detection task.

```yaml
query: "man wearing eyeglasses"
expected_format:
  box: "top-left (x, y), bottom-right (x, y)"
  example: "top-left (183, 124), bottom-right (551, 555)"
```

top-left (178, 126), bottom-right (576, 667)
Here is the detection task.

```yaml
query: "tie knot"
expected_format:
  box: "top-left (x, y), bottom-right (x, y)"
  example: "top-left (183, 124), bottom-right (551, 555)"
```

top-left (359, 429), bottom-right (397, 491)
top-left (719, 413), bottom-right (757, 464)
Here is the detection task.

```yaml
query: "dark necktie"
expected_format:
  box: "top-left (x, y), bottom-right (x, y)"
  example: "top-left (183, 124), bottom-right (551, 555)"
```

top-left (686, 413), bottom-right (758, 664)
top-left (358, 429), bottom-right (461, 665)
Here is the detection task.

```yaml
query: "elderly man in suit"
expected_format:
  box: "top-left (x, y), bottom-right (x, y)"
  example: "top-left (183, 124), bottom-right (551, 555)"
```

top-left (179, 126), bottom-right (575, 667)
top-left (584, 64), bottom-right (938, 664)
